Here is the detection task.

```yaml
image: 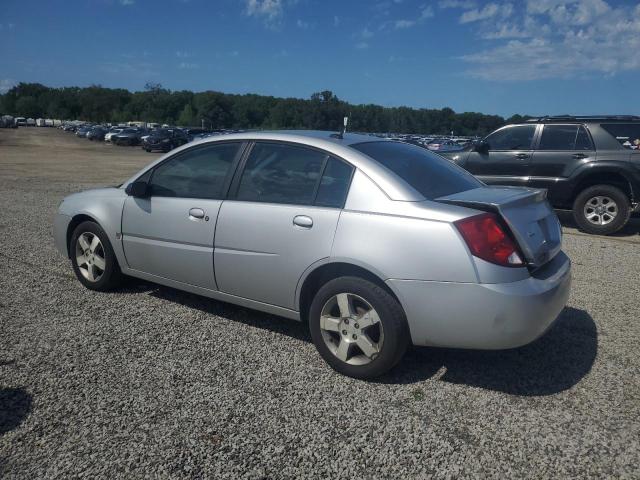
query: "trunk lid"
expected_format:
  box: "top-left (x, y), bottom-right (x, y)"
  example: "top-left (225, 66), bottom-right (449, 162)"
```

top-left (437, 186), bottom-right (562, 268)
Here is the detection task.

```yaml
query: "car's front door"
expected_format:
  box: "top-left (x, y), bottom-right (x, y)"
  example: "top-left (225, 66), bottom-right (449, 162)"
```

top-left (214, 142), bottom-right (353, 309)
top-left (121, 142), bottom-right (243, 289)
top-left (465, 124), bottom-right (538, 187)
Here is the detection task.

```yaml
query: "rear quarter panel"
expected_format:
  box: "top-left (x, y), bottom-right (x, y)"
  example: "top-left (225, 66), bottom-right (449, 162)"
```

top-left (331, 211), bottom-right (477, 283)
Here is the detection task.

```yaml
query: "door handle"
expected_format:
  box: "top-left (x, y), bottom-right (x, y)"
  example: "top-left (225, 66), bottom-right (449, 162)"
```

top-left (515, 153), bottom-right (529, 159)
top-left (293, 215), bottom-right (313, 228)
top-left (572, 153), bottom-right (588, 159)
top-left (189, 208), bottom-right (205, 219)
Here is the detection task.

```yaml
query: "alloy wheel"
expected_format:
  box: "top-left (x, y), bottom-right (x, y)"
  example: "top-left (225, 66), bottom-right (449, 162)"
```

top-left (583, 195), bottom-right (618, 226)
top-left (319, 293), bottom-right (384, 366)
top-left (75, 232), bottom-right (106, 282)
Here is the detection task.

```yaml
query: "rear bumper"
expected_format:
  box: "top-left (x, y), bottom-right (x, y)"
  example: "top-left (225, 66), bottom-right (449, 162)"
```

top-left (388, 252), bottom-right (572, 350)
top-left (53, 213), bottom-right (71, 257)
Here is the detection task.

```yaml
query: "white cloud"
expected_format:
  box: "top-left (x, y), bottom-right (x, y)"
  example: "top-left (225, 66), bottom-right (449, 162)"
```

top-left (460, 1), bottom-right (640, 81)
top-left (438, 0), bottom-right (475, 9)
top-left (296, 19), bottom-right (309, 29)
top-left (0, 78), bottom-right (16, 93)
top-left (178, 62), bottom-right (199, 70)
top-left (460, 2), bottom-right (513, 23)
top-left (387, 5), bottom-right (434, 30)
top-left (355, 41), bottom-right (369, 49)
top-left (333, 15), bottom-right (340, 27)
top-left (120, 0), bottom-right (134, 5)
top-left (245, 0), bottom-right (284, 25)
top-left (394, 19), bottom-right (416, 29)
top-left (175, 51), bottom-right (193, 58)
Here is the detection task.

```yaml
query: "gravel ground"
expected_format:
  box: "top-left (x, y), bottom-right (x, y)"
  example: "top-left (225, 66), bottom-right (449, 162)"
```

top-left (1, 128), bottom-right (639, 479)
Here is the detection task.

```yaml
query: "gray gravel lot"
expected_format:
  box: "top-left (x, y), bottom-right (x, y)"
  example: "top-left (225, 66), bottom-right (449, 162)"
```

top-left (1, 128), bottom-right (639, 479)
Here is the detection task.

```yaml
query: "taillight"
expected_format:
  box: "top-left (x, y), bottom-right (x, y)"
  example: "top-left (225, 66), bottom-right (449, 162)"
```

top-left (454, 213), bottom-right (524, 268)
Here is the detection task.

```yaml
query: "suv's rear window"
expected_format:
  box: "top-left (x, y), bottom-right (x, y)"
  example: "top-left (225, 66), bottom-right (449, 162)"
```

top-left (601, 124), bottom-right (640, 149)
top-left (352, 141), bottom-right (482, 199)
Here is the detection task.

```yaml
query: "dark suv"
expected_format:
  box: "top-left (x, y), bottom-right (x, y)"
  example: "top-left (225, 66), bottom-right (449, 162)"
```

top-left (440, 116), bottom-right (640, 235)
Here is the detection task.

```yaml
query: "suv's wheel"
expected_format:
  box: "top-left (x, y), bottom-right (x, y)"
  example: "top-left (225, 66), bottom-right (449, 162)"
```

top-left (309, 276), bottom-right (409, 379)
top-left (572, 184), bottom-right (631, 235)
top-left (70, 221), bottom-right (122, 291)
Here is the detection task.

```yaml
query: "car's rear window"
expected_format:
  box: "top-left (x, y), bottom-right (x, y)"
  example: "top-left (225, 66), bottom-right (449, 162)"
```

top-left (601, 123), bottom-right (640, 149)
top-left (352, 141), bottom-right (482, 199)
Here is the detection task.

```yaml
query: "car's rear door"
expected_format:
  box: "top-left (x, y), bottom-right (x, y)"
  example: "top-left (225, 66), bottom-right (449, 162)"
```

top-left (214, 141), bottom-right (353, 309)
top-left (465, 124), bottom-right (538, 187)
top-left (121, 142), bottom-right (243, 289)
top-left (528, 124), bottom-right (595, 204)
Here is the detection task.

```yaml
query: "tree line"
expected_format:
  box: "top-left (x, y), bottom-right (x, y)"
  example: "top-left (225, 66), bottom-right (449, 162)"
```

top-left (0, 82), bottom-right (527, 136)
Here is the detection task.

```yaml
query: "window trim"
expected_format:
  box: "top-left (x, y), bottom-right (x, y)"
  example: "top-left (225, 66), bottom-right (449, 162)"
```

top-left (227, 140), bottom-right (355, 209)
top-left (534, 123), bottom-right (595, 151)
top-left (482, 124), bottom-right (539, 152)
top-left (136, 140), bottom-right (247, 200)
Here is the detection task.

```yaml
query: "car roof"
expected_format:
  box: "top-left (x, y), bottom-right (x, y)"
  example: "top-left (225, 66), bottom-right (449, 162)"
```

top-left (211, 129), bottom-right (380, 146)
top-left (525, 115), bottom-right (640, 124)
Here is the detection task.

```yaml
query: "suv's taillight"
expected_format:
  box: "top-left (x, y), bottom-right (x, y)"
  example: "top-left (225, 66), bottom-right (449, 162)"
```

top-left (454, 213), bottom-right (525, 268)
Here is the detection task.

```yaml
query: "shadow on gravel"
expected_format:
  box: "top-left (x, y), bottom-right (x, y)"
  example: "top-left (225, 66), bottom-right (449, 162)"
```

top-left (0, 388), bottom-right (32, 435)
top-left (383, 307), bottom-right (597, 396)
top-left (124, 281), bottom-right (596, 396)
top-left (142, 283), bottom-right (311, 342)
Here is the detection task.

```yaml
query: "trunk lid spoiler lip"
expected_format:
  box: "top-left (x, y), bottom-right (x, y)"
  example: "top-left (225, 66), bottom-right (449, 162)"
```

top-left (437, 186), bottom-right (562, 268)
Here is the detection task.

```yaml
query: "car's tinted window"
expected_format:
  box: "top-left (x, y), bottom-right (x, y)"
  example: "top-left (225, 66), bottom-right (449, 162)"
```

top-left (236, 143), bottom-right (327, 205)
top-left (315, 157), bottom-right (353, 208)
top-left (352, 141), bottom-right (482, 199)
top-left (575, 126), bottom-right (594, 150)
top-left (538, 125), bottom-right (593, 150)
top-left (149, 142), bottom-right (240, 199)
top-left (601, 123), bottom-right (640, 149)
top-left (484, 125), bottom-right (536, 150)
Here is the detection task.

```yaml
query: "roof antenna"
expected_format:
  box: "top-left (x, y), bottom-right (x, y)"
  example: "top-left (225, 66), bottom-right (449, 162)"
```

top-left (332, 115), bottom-right (349, 139)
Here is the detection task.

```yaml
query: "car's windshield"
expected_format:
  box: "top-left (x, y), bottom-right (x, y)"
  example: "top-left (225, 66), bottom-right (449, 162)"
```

top-left (351, 141), bottom-right (482, 199)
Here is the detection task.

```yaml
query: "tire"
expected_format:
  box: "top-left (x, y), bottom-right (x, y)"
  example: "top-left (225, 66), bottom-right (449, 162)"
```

top-left (70, 221), bottom-right (123, 291)
top-left (308, 276), bottom-right (410, 379)
top-left (572, 184), bottom-right (630, 235)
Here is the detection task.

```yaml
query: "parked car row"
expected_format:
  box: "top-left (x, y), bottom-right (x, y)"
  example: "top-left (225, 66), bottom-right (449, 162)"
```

top-left (60, 120), bottom-right (243, 153)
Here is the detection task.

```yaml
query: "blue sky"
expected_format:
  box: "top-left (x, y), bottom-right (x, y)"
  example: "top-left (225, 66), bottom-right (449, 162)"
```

top-left (1, 0), bottom-right (639, 117)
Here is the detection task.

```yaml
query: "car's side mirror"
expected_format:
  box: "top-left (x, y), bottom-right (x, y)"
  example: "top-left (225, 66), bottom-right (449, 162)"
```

top-left (125, 181), bottom-right (150, 198)
top-left (474, 141), bottom-right (490, 154)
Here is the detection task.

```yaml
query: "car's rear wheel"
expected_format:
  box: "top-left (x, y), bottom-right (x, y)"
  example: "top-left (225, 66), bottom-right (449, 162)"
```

top-left (573, 184), bottom-right (630, 235)
top-left (309, 276), bottom-right (409, 379)
top-left (70, 221), bottom-right (122, 291)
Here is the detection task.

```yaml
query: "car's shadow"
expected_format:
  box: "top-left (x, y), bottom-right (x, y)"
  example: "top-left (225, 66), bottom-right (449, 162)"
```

top-left (131, 282), bottom-right (596, 396)
top-left (0, 387), bottom-right (33, 435)
top-left (380, 307), bottom-right (597, 396)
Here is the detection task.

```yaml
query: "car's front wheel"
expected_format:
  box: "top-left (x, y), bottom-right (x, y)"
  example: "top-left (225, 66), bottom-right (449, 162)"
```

top-left (309, 276), bottom-right (409, 379)
top-left (572, 184), bottom-right (630, 235)
top-left (70, 221), bottom-right (122, 291)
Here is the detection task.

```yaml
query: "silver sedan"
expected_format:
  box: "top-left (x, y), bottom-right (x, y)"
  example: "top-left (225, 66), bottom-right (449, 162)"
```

top-left (53, 131), bottom-right (571, 378)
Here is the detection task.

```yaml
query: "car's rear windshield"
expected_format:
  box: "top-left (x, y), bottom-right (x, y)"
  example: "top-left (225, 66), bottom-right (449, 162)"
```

top-left (601, 123), bottom-right (640, 149)
top-left (351, 141), bottom-right (482, 199)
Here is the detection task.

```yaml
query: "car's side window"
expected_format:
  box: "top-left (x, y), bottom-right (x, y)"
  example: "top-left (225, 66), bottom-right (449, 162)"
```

top-left (235, 142), bottom-right (328, 205)
top-left (538, 125), bottom-right (593, 151)
top-left (574, 126), bottom-right (594, 151)
top-left (149, 142), bottom-right (240, 199)
top-left (484, 125), bottom-right (536, 151)
top-left (315, 157), bottom-right (354, 208)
